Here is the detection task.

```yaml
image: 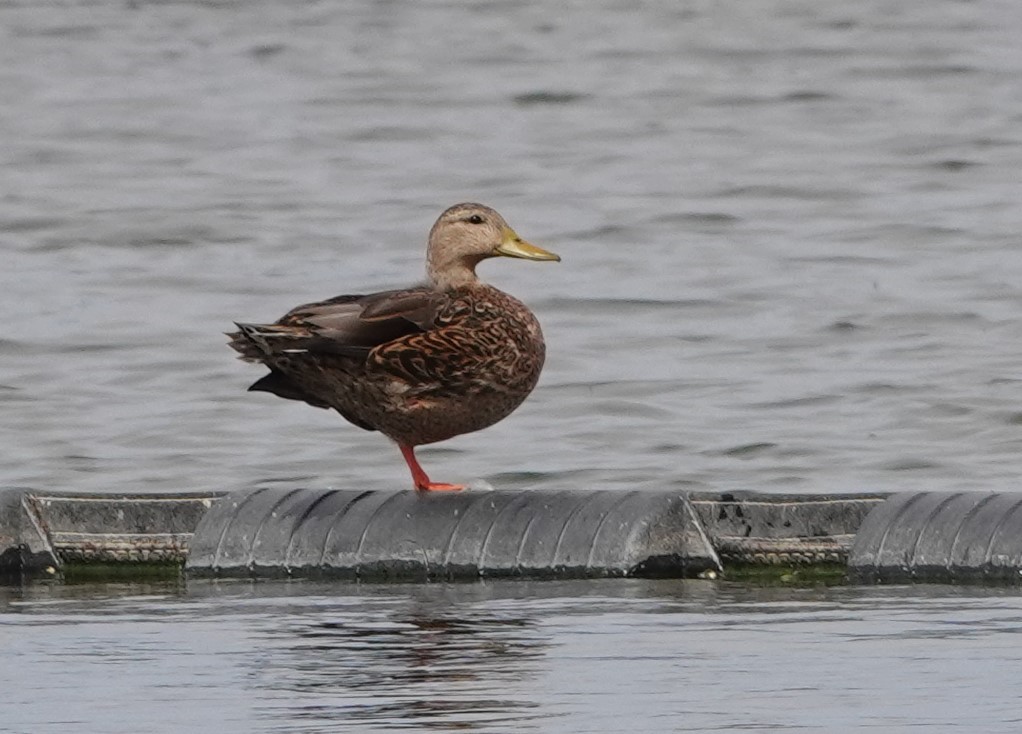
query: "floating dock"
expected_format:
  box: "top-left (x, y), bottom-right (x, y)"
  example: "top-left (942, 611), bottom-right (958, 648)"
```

top-left (2, 487), bottom-right (1021, 584)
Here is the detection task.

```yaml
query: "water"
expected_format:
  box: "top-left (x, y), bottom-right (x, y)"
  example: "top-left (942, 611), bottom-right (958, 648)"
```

top-left (2, 580), bottom-right (1022, 733)
top-left (3, 0), bottom-right (1021, 496)
top-left (3, 0), bottom-right (1022, 730)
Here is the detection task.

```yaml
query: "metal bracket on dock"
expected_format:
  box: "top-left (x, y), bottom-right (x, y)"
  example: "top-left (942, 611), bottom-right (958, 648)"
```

top-left (0, 489), bottom-right (58, 577)
top-left (0, 490), bottom-right (220, 577)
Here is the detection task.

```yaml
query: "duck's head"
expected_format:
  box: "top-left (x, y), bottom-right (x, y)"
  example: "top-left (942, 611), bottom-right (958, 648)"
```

top-left (426, 203), bottom-right (560, 289)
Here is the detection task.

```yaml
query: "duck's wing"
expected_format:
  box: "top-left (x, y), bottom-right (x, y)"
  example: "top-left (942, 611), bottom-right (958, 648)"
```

top-left (228, 287), bottom-right (449, 426)
top-left (229, 287), bottom-right (445, 362)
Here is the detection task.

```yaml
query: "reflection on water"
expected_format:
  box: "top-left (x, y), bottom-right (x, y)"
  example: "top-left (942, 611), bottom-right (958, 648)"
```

top-left (5, 578), bottom-right (1022, 734)
top-left (256, 609), bottom-right (547, 730)
top-left (4, 579), bottom-right (1022, 732)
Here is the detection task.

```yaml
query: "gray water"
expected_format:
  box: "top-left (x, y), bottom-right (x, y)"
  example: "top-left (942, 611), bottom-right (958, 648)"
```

top-left (3, 0), bottom-right (1022, 730)
top-left (4, 0), bottom-right (1022, 496)
top-left (4, 580), bottom-right (1022, 734)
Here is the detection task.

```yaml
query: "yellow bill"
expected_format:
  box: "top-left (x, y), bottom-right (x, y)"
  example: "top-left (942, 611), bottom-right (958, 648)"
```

top-left (495, 228), bottom-right (561, 261)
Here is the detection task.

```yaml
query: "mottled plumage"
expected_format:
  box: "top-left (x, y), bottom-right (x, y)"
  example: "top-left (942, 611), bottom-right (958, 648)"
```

top-left (228, 203), bottom-right (559, 491)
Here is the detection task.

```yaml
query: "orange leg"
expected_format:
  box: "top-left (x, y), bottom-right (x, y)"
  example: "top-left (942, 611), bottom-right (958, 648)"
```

top-left (398, 444), bottom-right (465, 492)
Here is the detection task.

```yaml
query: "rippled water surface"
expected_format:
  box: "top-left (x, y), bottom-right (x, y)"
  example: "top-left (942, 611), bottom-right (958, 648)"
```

top-left (6, 580), bottom-right (1021, 734)
top-left (3, 0), bottom-right (1022, 730)
top-left (4, 0), bottom-right (1022, 497)
top-left (4, 580), bottom-right (1022, 734)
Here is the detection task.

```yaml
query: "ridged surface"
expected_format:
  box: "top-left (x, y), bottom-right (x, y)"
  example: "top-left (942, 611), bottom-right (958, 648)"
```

top-left (849, 491), bottom-right (1022, 582)
top-left (185, 488), bottom-right (722, 580)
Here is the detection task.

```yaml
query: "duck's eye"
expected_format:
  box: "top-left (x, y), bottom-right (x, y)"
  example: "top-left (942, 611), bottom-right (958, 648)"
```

top-left (466, 214), bottom-right (485, 225)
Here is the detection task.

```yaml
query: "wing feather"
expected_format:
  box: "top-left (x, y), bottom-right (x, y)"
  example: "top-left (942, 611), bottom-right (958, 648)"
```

top-left (228, 287), bottom-right (446, 361)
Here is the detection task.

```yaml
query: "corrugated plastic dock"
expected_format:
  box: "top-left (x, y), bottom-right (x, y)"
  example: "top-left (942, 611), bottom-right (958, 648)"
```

top-left (4, 487), bottom-right (1021, 584)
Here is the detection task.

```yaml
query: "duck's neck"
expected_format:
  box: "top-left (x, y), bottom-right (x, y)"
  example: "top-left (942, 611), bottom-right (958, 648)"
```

top-left (427, 259), bottom-right (483, 291)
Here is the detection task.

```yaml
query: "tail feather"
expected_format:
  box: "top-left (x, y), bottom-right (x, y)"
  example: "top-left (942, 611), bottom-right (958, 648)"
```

top-left (226, 327), bottom-right (264, 362)
top-left (227, 322), bottom-right (314, 362)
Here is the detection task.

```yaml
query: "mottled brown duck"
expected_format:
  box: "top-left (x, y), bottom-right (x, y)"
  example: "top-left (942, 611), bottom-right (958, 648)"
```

top-left (228, 203), bottom-right (560, 491)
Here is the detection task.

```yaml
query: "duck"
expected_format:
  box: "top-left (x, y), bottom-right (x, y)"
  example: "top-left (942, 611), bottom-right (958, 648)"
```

top-left (228, 203), bottom-right (560, 491)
